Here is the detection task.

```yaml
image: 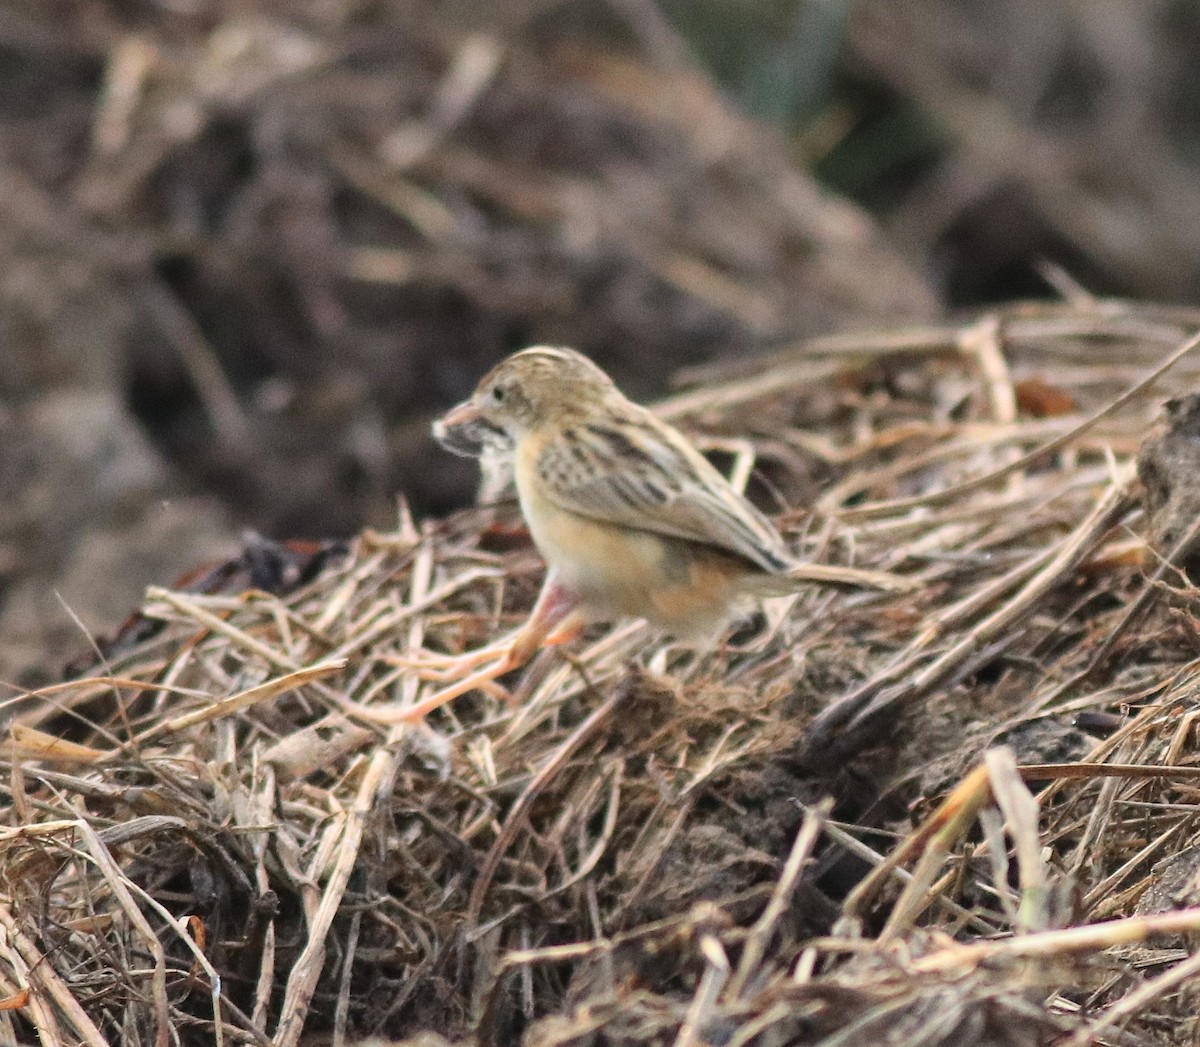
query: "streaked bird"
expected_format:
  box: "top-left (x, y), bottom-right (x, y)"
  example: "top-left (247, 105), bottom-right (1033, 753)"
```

top-left (348, 346), bottom-right (906, 723)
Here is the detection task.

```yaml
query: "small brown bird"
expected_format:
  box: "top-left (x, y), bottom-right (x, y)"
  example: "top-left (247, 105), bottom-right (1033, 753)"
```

top-left (351, 346), bottom-right (905, 723)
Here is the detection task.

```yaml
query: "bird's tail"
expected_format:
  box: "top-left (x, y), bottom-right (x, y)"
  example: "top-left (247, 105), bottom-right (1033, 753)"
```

top-left (750, 563), bottom-right (916, 595)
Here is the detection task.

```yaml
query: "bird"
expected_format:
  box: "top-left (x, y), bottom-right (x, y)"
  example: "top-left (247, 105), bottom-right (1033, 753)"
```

top-left (347, 346), bottom-right (908, 723)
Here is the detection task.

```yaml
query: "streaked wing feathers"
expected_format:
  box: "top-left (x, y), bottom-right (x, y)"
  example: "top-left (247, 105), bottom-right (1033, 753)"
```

top-left (536, 414), bottom-right (792, 573)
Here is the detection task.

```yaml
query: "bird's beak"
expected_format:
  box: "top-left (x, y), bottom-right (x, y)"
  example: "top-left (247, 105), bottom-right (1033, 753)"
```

top-left (437, 400), bottom-right (483, 430)
top-left (433, 397), bottom-right (497, 458)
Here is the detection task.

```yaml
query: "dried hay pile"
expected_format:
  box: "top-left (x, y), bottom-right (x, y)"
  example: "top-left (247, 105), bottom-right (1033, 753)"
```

top-left (9, 300), bottom-right (1200, 1046)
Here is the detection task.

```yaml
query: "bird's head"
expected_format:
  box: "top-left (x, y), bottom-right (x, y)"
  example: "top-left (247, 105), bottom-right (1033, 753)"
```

top-left (433, 346), bottom-right (616, 455)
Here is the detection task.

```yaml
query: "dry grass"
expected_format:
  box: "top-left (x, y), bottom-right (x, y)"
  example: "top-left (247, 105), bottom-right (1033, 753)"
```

top-left (7, 298), bottom-right (1200, 1045)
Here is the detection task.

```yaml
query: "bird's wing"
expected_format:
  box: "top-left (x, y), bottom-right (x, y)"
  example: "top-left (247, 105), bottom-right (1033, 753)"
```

top-left (534, 412), bottom-right (792, 573)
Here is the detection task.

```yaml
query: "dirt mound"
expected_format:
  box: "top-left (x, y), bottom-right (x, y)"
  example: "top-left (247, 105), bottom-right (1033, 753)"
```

top-left (0, 2), bottom-right (932, 686)
top-left (8, 301), bottom-right (1200, 1045)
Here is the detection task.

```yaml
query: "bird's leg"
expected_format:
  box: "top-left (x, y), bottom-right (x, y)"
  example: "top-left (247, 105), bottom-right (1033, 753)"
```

top-left (398, 636), bottom-right (523, 680)
top-left (342, 574), bottom-right (582, 723)
top-left (396, 575), bottom-right (582, 682)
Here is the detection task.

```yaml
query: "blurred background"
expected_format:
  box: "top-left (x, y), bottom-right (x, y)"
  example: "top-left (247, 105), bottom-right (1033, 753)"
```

top-left (3, 0), bottom-right (1197, 681)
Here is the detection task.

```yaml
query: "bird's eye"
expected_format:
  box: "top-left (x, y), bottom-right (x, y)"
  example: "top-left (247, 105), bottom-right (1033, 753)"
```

top-left (492, 385), bottom-right (506, 403)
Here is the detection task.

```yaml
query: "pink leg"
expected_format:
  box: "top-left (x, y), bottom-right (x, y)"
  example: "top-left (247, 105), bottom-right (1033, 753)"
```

top-left (389, 584), bottom-right (587, 681)
top-left (341, 575), bottom-right (581, 724)
top-left (392, 637), bottom-right (524, 680)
